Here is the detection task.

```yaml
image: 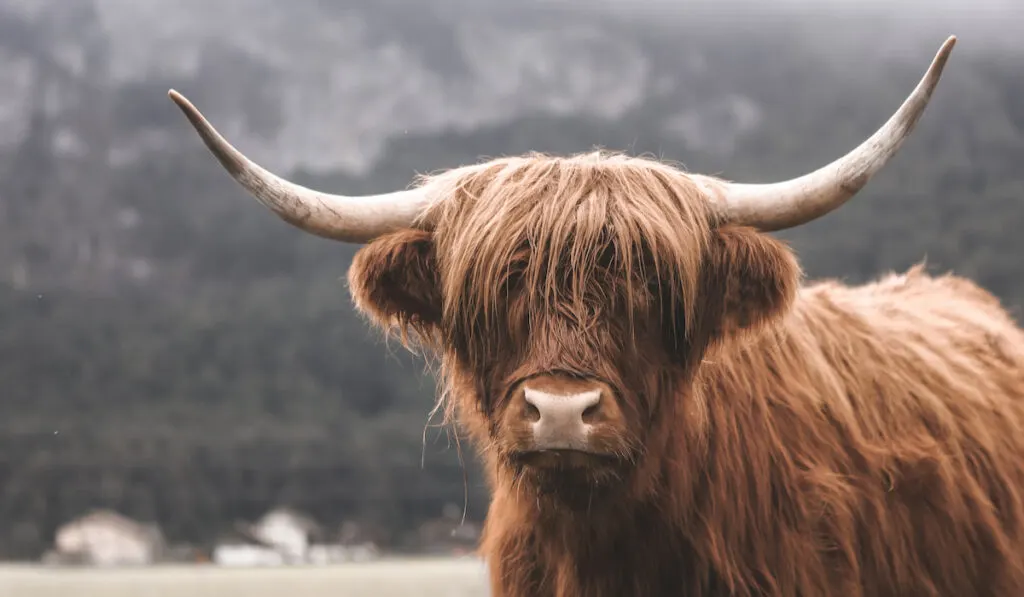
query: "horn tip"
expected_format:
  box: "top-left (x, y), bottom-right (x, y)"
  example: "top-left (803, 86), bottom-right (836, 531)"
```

top-left (937, 35), bottom-right (957, 60)
top-left (167, 89), bottom-right (191, 111)
top-left (924, 35), bottom-right (957, 82)
top-left (166, 89), bottom-right (208, 132)
top-left (165, 88), bottom-right (247, 177)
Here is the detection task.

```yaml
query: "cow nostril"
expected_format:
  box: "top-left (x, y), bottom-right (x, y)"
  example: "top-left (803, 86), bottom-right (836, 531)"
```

top-left (582, 402), bottom-right (600, 422)
top-left (524, 401), bottom-right (541, 422)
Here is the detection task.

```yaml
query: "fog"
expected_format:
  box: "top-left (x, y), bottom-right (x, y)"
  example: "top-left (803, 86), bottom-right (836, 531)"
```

top-left (542, 0), bottom-right (1024, 57)
top-left (1, 0), bottom-right (1023, 582)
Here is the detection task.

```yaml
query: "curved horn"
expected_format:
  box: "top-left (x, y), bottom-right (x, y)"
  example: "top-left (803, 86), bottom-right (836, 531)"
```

top-left (167, 90), bottom-right (434, 243)
top-left (711, 35), bottom-right (957, 231)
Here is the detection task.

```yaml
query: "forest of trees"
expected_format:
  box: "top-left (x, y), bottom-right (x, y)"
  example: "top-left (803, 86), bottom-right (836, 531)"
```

top-left (0, 2), bottom-right (1022, 559)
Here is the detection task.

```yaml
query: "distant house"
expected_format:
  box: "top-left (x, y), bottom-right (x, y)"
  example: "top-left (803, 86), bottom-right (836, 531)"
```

top-left (210, 522), bottom-right (276, 567)
top-left (212, 506), bottom-right (379, 566)
top-left (52, 509), bottom-right (164, 566)
top-left (245, 507), bottom-right (322, 563)
top-left (212, 538), bottom-right (286, 567)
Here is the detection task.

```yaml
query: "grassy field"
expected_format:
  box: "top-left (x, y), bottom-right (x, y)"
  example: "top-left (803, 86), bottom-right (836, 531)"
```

top-left (0, 558), bottom-right (489, 597)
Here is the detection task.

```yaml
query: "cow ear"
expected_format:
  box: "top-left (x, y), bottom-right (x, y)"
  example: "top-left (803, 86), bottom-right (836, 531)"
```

top-left (697, 225), bottom-right (801, 342)
top-left (348, 229), bottom-right (442, 342)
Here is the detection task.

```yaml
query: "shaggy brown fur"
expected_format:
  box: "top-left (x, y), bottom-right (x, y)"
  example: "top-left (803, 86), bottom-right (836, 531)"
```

top-left (347, 151), bottom-right (1024, 596)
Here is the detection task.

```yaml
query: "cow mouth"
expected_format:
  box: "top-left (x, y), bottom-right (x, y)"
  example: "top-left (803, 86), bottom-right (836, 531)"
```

top-left (509, 449), bottom-right (630, 498)
top-left (511, 448), bottom-right (621, 469)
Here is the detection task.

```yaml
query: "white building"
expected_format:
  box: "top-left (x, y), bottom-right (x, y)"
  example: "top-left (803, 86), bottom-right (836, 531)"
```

top-left (246, 507), bottom-right (321, 563)
top-left (211, 542), bottom-right (285, 567)
top-left (212, 506), bottom-right (379, 566)
top-left (53, 509), bottom-right (164, 566)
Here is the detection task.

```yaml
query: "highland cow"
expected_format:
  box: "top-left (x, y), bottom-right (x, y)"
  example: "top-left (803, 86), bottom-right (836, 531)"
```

top-left (168, 36), bottom-right (1024, 596)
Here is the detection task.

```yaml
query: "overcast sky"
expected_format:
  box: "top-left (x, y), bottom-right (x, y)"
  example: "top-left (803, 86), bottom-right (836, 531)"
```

top-left (578, 0), bottom-right (1019, 11)
top-left (546, 0), bottom-right (1023, 56)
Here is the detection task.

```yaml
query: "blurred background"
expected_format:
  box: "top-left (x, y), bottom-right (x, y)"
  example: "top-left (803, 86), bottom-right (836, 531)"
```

top-left (0, 0), bottom-right (1021, 594)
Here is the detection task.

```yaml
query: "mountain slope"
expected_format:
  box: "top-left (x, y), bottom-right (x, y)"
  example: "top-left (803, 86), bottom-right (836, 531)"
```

top-left (0, 0), bottom-right (1022, 559)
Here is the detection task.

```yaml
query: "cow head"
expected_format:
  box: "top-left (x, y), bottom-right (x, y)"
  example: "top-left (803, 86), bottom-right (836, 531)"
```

top-left (168, 38), bottom-right (955, 501)
top-left (340, 155), bottom-right (808, 499)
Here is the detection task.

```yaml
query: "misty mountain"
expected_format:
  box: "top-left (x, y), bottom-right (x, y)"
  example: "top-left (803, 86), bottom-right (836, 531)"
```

top-left (3, 0), bottom-right (1018, 294)
top-left (0, 0), bottom-right (1021, 558)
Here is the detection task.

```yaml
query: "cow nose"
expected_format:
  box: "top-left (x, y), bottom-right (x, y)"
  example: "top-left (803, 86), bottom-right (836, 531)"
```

top-left (523, 387), bottom-right (603, 449)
